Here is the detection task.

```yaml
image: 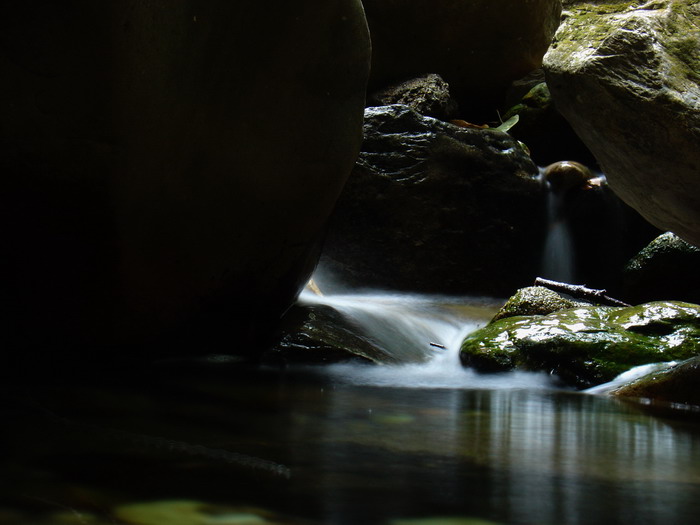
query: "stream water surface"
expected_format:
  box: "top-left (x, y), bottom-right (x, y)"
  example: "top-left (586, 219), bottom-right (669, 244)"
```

top-left (3, 291), bottom-right (700, 525)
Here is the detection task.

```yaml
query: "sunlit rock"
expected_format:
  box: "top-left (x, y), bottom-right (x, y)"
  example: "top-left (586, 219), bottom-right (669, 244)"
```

top-left (363, 0), bottom-right (563, 118)
top-left (543, 0), bottom-right (700, 246)
top-left (461, 301), bottom-right (700, 388)
top-left (0, 1), bottom-right (370, 356)
top-left (320, 104), bottom-right (547, 297)
top-left (491, 286), bottom-right (583, 322)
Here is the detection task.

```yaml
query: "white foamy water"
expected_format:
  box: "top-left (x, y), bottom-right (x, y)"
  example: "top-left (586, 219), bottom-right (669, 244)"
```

top-left (299, 288), bottom-right (561, 390)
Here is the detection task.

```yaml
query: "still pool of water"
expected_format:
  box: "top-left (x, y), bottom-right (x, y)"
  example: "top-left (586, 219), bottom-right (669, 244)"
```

top-left (3, 359), bottom-right (700, 525)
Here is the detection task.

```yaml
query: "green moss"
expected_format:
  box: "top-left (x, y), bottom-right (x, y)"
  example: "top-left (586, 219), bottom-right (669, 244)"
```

top-left (492, 286), bottom-right (580, 321)
top-left (460, 301), bottom-right (700, 388)
top-left (665, 34), bottom-right (700, 82)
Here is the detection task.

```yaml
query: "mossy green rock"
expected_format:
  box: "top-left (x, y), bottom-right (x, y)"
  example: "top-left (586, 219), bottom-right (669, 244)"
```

top-left (544, 0), bottom-right (700, 246)
top-left (492, 286), bottom-right (583, 321)
top-left (461, 301), bottom-right (700, 388)
top-left (610, 356), bottom-right (700, 406)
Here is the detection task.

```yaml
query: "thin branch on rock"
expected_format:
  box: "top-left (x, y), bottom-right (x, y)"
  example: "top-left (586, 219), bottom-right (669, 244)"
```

top-left (534, 277), bottom-right (631, 307)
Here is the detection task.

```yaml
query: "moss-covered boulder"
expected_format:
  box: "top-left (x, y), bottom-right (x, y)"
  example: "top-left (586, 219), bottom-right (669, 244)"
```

top-left (543, 0), bottom-right (700, 246)
top-left (461, 301), bottom-right (700, 388)
top-left (609, 356), bottom-right (700, 406)
top-left (492, 286), bottom-right (583, 321)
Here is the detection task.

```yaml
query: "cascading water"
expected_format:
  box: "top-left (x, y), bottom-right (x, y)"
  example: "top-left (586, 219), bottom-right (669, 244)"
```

top-left (539, 162), bottom-right (609, 283)
top-left (540, 167), bottom-right (576, 282)
top-left (542, 182), bottom-right (576, 282)
top-left (298, 286), bottom-right (559, 389)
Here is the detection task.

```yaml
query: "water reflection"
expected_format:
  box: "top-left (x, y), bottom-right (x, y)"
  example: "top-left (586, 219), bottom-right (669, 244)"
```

top-left (2, 366), bottom-right (700, 524)
top-left (302, 380), bottom-right (700, 524)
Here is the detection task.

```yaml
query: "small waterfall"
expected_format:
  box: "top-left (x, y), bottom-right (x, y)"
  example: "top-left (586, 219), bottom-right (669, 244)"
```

top-left (541, 187), bottom-right (576, 282)
top-left (299, 287), bottom-right (558, 389)
top-left (539, 162), bottom-right (610, 284)
top-left (299, 289), bottom-right (482, 364)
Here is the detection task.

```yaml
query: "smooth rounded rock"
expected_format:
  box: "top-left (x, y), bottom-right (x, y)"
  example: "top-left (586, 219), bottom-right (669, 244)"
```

top-left (0, 1), bottom-right (371, 355)
top-left (544, 0), bottom-right (700, 246)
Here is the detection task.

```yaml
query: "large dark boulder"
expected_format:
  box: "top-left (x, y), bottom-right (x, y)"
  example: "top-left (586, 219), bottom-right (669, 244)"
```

top-left (362, 0), bottom-right (563, 118)
top-left (543, 0), bottom-right (700, 246)
top-left (318, 105), bottom-right (547, 297)
top-left (0, 1), bottom-right (370, 358)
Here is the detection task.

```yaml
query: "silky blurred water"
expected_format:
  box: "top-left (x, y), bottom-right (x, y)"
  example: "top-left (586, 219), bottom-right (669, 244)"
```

top-left (2, 292), bottom-right (700, 525)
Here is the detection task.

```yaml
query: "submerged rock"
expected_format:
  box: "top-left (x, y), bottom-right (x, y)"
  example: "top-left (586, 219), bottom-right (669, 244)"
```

top-left (0, 1), bottom-right (370, 357)
top-left (624, 232), bottom-right (700, 305)
top-left (363, 0), bottom-right (563, 118)
top-left (460, 301), bottom-right (700, 388)
top-left (368, 73), bottom-right (459, 120)
top-left (320, 105), bottom-right (546, 297)
top-left (543, 0), bottom-right (700, 246)
top-left (609, 356), bottom-right (700, 407)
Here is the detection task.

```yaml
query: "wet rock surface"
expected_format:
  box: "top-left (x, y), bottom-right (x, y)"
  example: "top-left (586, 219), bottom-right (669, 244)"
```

top-left (264, 302), bottom-right (386, 365)
top-left (609, 356), bottom-right (700, 407)
top-left (492, 286), bottom-right (584, 322)
top-left (319, 105), bottom-right (547, 297)
top-left (544, 0), bottom-right (700, 246)
top-left (461, 300), bottom-right (700, 388)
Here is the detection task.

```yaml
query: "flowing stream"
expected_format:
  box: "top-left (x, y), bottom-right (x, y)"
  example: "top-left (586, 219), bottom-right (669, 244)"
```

top-left (298, 288), bottom-right (558, 390)
top-left (2, 286), bottom-right (700, 525)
